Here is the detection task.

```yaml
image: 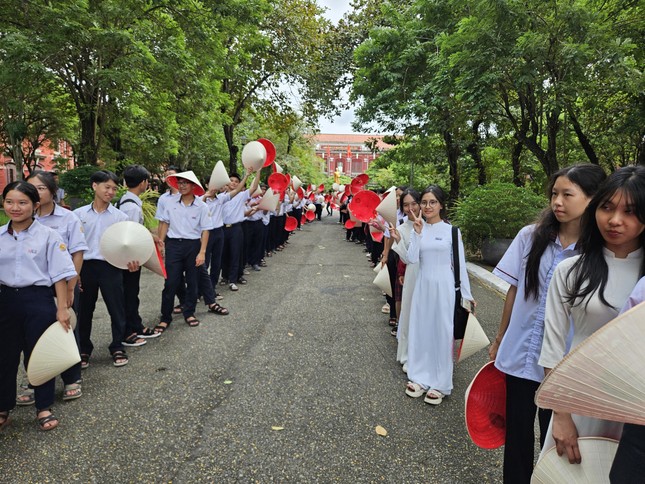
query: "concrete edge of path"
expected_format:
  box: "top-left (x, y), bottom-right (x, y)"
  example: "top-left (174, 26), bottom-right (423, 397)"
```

top-left (466, 262), bottom-right (510, 297)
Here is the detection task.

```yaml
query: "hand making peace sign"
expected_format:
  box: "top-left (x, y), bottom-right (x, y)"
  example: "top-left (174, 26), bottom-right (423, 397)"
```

top-left (409, 208), bottom-right (423, 234)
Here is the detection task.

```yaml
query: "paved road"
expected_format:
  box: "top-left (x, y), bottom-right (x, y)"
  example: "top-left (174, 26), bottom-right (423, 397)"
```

top-left (1, 216), bottom-right (506, 483)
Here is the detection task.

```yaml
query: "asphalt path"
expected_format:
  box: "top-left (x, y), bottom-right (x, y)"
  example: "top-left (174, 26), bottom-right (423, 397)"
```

top-left (1, 215), bottom-right (506, 483)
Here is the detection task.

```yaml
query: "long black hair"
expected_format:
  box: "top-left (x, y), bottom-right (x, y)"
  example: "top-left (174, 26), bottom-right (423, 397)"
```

top-left (524, 164), bottom-right (607, 300)
top-left (566, 165), bottom-right (645, 308)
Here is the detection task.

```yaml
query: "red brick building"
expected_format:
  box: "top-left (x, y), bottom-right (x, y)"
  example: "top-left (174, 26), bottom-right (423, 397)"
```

top-left (0, 139), bottom-right (75, 193)
top-left (312, 134), bottom-right (391, 178)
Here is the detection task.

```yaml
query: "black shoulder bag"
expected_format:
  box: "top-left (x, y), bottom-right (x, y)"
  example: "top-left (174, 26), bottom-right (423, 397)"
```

top-left (452, 226), bottom-right (469, 340)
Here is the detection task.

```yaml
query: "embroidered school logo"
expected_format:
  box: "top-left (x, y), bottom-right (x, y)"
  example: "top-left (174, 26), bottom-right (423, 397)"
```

top-left (28, 248), bottom-right (38, 254)
top-left (59, 243), bottom-right (67, 251)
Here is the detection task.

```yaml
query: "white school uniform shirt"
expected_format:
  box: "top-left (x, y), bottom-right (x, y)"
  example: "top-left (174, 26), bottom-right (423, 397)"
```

top-left (159, 196), bottom-right (214, 240)
top-left (35, 204), bottom-right (88, 255)
top-left (222, 189), bottom-right (251, 225)
top-left (205, 193), bottom-right (230, 229)
top-left (247, 197), bottom-right (264, 222)
top-left (74, 203), bottom-right (129, 261)
top-left (155, 191), bottom-right (179, 221)
top-left (261, 209), bottom-right (271, 226)
top-left (118, 191), bottom-right (144, 224)
top-left (0, 220), bottom-right (77, 287)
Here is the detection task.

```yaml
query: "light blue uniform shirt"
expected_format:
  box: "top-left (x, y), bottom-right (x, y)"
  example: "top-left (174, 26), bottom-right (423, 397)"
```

top-left (159, 196), bottom-right (214, 239)
top-left (35, 204), bottom-right (88, 255)
top-left (0, 220), bottom-right (77, 287)
top-left (118, 191), bottom-right (144, 224)
top-left (246, 197), bottom-right (264, 222)
top-left (155, 191), bottom-right (178, 221)
top-left (222, 190), bottom-right (250, 225)
top-left (73, 203), bottom-right (129, 261)
top-left (493, 224), bottom-right (577, 383)
top-left (205, 193), bottom-right (230, 229)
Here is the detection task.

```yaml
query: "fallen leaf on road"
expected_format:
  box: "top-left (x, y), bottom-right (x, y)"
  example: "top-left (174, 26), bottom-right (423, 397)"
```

top-left (288, 332), bottom-right (294, 337)
top-left (375, 425), bottom-right (387, 437)
top-left (224, 380), bottom-right (233, 385)
top-left (272, 426), bottom-right (284, 431)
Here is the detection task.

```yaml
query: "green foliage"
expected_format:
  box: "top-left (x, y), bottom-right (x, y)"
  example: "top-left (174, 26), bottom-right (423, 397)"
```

top-left (58, 166), bottom-right (100, 199)
top-left (450, 183), bottom-right (546, 251)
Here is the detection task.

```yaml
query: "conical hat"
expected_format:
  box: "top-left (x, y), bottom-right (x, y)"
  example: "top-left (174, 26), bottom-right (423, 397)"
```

top-left (292, 175), bottom-right (303, 191)
top-left (376, 189), bottom-right (398, 227)
top-left (100, 221), bottom-right (154, 270)
top-left (348, 190), bottom-right (380, 222)
top-left (273, 162), bottom-right (283, 173)
top-left (373, 263), bottom-right (392, 297)
top-left (209, 160), bottom-right (230, 190)
top-left (166, 171), bottom-right (205, 196)
top-left (268, 173), bottom-right (289, 192)
top-left (465, 361), bottom-right (506, 449)
top-left (306, 203), bottom-right (316, 212)
top-left (27, 322), bottom-right (81, 386)
top-left (257, 189), bottom-right (279, 211)
top-left (535, 301), bottom-right (645, 425)
top-left (531, 437), bottom-right (618, 484)
top-left (257, 138), bottom-right (276, 166)
top-left (344, 220), bottom-right (356, 230)
top-left (457, 313), bottom-right (490, 362)
top-left (305, 210), bottom-right (315, 221)
top-left (284, 216), bottom-right (298, 232)
top-left (332, 183), bottom-right (339, 191)
top-left (143, 243), bottom-right (167, 278)
top-left (241, 141), bottom-right (267, 171)
top-left (373, 262), bottom-right (383, 273)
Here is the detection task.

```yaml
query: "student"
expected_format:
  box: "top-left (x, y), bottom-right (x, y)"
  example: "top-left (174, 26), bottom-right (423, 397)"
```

top-left (156, 171), bottom-right (214, 332)
top-left (489, 164), bottom-right (606, 483)
top-left (0, 181), bottom-right (76, 431)
top-left (405, 185), bottom-right (473, 405)
top-left (538, 166), bottom-right (645, 467)
top-left (15, 171), bottom-right (89, 404)
top-left (220, 171), bottom-right (260, 291)
top-left (118, 164), bottom-right (160, 344)
top-left (609, 276), bottom-right (645, 483)
top-left (74, 170), bottom-right (133, 368)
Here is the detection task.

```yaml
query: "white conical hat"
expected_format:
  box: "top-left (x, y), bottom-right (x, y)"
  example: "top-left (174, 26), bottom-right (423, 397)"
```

top-left (307, 204), bottom-right (316, 212)
top-left (166, 171), bottom-right (205, 196)
top-left (373, 262), bottom-right (383, 273)
top-left (143, 243), bottom-right (167, 278)
top-left (100, 221), bottom-right (154, 270)
top-left (209, 160), bottom-right (230, 190)
top-left (457, 313), bottom-right (490, 362)
top-left (27, 322), bottom-right (81, 386)
top-left (257, 189), bottom-right (280, 211)
top-left (53, 301), bottom-right (76, 330)
top-left (274, 162), bottom-right (284, 174)
top-left (373, 263), bottom-right (392, 297)
top-left (376, 189), bottom-right (398, 227)
top-left (241, 141), bottom-right (267, 171)
top-left (535, 301), bottom-right (645, 424)
top-left (531, 437), bottom-right (618, 484)
top-left (332, 183), bottom-right (339, 191)
top-left (292, 175), bottom-right (303, 190)
top-left (252, 184), bottom-right (262, 197)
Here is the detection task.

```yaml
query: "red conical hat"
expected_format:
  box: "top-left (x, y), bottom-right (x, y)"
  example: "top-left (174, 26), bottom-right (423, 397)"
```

top-left (348, 190), bottom-right (380, 222)
top-left (268, 173), bottom-right (289, 192)
top-left (465, 361), bottom-right (506, 449)
top-left (166, 171), bottom-right (205, 196)
top-left (257, 138), bottom-right (276, 167)
top-left (284, 216), bottom-right (298, 232)
top-left (305, 210), bottom-right (315, 221)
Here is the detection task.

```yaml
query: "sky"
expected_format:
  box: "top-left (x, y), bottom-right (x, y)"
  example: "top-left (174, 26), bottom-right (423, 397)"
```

top-left (316, 0), bottom-right (358, 134)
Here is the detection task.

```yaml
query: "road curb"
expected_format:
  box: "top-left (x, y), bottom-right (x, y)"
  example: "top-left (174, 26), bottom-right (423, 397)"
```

top-left (466, 262), bottom-right (510, 296)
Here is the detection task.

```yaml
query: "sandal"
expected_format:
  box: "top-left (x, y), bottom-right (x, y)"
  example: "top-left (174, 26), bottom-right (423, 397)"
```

top-left (63, 383), bottom-right (82, 401)
top-left (111, 351), bottom-right (129, 367)
top-left (36, 409), bottom-right (59, 431)
top-left (185, 316), bottom-right (200, 327)
top-left (173, 305), bottom-right (183, 314)
top-left (16, 384), bottom-right (35, 406)
top-left (405, 382), bottom-right (427, 398)
top-left (137, 327), bottom-right (161, 339)
top-left (80, 353), bottom-right (90, 370)
top-left (390, 325), bottom-right (398, 337)
top-left (208, 303), bottom-right (229, 316)
top-left (123, 333), bottom-right (146, 347)
top-left (388, 318), bottom-right (397, 327)
top-left (0, 411), bottom-right (9, 430)
top-left (154, 322), bottom-right (170, 334)
top-left (424, 389), bottom-right (445, 405)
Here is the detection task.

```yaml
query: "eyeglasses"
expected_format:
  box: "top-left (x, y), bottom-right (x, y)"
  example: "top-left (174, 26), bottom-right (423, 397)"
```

top-left (176, 180), bottom-right (192, 186)
top-left (420, 200), bottom-right (439, 207)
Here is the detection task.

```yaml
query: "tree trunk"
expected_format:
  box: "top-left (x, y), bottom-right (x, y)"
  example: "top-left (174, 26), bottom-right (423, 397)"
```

top-left (511, 141), bottom-right (523, 187)
top-left (443, 129), bottom-right (460, 203)
top-left (223, 123), bottom-right (239, 174)
top-left (567, 106), bottom-right (598, 165)
top-left (466, 121), bottom-right (486, 185)
top-left (78, 112), bottom-right (100, 166)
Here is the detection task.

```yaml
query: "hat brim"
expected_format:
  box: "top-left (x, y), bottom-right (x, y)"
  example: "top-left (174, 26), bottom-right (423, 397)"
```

top-left (27, 322), bottom-right (81, 386)
top-left (100, 221), bottom-right (154, 270)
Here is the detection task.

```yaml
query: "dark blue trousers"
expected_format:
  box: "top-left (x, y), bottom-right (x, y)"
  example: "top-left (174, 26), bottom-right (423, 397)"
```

top-left (123, 268), bottom-right (144, 335)
top-left (161, 238), bottom-right (200, 322)
top-left (610, 424), bottom-right (645, 483)
top-left (244, 220), bottom-right (264, 266)
top-left (78, 260), bottom-right (127, 355)
top-left (206, 227), bottom-right (225, 288)
top-left (0, 285), bottom-right (58, 411)
top-left (222, 223), bottom-right (243, 283)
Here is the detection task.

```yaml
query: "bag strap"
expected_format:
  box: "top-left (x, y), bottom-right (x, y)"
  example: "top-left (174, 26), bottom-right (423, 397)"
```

top-left (116, 198), bottom-right (137, 209)
top-left (452, 225), bottom-right (461, 291)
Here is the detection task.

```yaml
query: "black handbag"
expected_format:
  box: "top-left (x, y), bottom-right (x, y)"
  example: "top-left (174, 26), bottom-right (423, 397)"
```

top-left (452, 226), bottom-right (469, 339)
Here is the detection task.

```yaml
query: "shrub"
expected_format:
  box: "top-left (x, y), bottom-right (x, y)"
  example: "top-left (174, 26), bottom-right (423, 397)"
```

top-left (450, 182), bottom-right (546, 252)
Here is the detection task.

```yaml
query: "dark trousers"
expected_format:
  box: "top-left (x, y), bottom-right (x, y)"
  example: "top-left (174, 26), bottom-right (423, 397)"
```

top-left (267, 216), bottom-right (279, 252)
top-left (503, 374), bottom-right (552, 484)
top-left (78, 260), bottom-right (127, 355)
top-left (206, 227), bottom-right (224, 288)
top-left (123, 268), bottom-right (144, 336)
top-left (244, 220), bottom-right (264, 266)
top-left (0, 285), bottom-right (57, 411)
top-left (610, 424), bottom-right (645, 483)
top-left (385, 250), bottom-right (398, 319)
top-left (261, 223), bottom-right (270, 256)
top-left (222, 223), bottom-right (243, 283)
top-left (293, 208), bottom-right (303, 228)
top-left (60, 284), bottom-right (81, 385)
top-left (315, 203), bottom-right (323, 221)
top-left (161, 238), bottom-right (200, 322)
top-left (372, 240), bottom-right (384, 265)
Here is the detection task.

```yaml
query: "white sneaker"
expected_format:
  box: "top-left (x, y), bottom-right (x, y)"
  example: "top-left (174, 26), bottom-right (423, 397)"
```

top-left (381, 303), bottom-right (390, 314)
top-left (229, 283), bottom-right (239, 291)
